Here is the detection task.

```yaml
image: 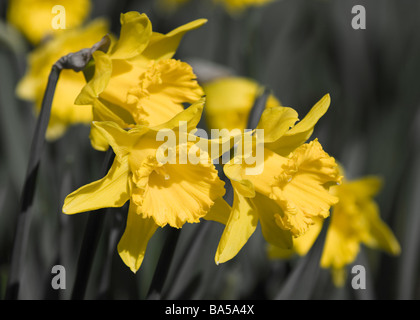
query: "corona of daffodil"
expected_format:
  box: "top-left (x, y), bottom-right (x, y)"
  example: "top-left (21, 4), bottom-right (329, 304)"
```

top-left (16, 19), bottom-right (110, 140)
top-left (213, 94), bottom-right (342, 264)
top-left (203, 77), bottom-right (280, 131)
top-left (7, 0), bottom-right (91, 45)
top-left (75, 12), bottom-right (206, 151)
top-left (63, 101), bottom-right (229, 272)
top-left (269, 170), bottom-right (401, 287)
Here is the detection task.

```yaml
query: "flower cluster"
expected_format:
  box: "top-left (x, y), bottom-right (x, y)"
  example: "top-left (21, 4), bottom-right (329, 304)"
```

top-left (14, 5), bottom-right (400, 278)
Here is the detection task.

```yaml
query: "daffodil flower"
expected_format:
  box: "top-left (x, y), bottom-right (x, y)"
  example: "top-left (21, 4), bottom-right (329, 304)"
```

top-left (156, 0), bottom-right (274, 15)
top-left (268, 170), bottom-right (401, 287)
top-left (203, 77), bottom-right (281, 131)
top-left (62, 100), bottom-right (230, 272)
top-left (214, 0), bottom-right (274, 15)
top-left (7, 0), bottom-right (91, 45)
top-left (16, 19), bottom-right (110, 140)
top-left (213, 94), bottom-right (342, 264)
top-left (320, 174), bottom-right (401, 286)
top-left (75, 12), bottom-right (206, 151)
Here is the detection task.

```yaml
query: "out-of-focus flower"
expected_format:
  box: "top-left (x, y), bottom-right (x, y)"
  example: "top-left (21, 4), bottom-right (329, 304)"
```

top-left (321, 174), bottom-right (401, 286)
top-left (155, 0), bottom-right (274, 15)
top-left (212, 94), bottom-right (342, 264)
top-left (157, 0), bottom-right (192, 13)
top-left (63, 101), bottom-right (229, 272)
top-left (215, 0), bottom-right (274, 15)
top-left (76, 12), bottom-right (206, 151)
top-left (269, 171), bottom-right (401, 287)
top-left (203, 77), bottom-right (281, 131)
top-left (7, 0), bottom-right (91, 45)
top-left (16, 19), bottom-right (109, 140)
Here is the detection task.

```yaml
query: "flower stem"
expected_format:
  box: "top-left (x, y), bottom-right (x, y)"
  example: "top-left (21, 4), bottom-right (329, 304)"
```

top-left (5, 65), bottom-right (61, 300)
top-left (5, 36), bottom-right (111, 300)
top-left (247, 87), bottom-right (270, 130)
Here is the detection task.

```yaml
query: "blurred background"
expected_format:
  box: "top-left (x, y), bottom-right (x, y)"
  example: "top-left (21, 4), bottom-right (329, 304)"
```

top-left (0, 0), bottom-right (419, 299)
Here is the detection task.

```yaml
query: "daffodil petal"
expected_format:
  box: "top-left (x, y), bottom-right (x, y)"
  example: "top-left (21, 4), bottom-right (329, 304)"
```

top-left (257, 106), bottom-right (298, 143)
top-left (343, 176), bottom-right (383, 199)
top-left (223, 162), bottom-right (256, 198)
top-left (63, 157), bottom-right (130, 214)
top-left (321, 225), bottom-right (360, 271)
top-left (265, 94), bottom-right (330, 156)
top-left (204, 196), bottom-right (231, 225)
top-left (92, 120), bottom-right (148, 159)
top-left (362, 202), bottom-right (401, 255)
top-left (139, 19), bottom-right (207, 62)
top-left (252, 193), bottom-right (293, 249)
top-left (89, 124), bottom-right (111, 152)
top-left (215, 185), bottom-right (258, 264)
top-left (117, 202), bottom-right (158, 273)
top-left (203, 77), bottom-right (281, 131)
top-left (75, 51), bottom-right (113, 105)
top-left (7, 0), bottom-right (92, 45)
top-left (292, 217), bottom-right (324, 256)
top-left (151, 97), bottom-right (205, 132)
top-left (110, 12), bottom-right (153, 60)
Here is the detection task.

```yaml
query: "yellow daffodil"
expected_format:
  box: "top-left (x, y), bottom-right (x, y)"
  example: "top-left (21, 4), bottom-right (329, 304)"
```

top-left (267, 217), bottom-right (324, 259)
top-left (320, 174), bottom-right (401, 286)
top-left (203, 77), bottom-right (281, 131)
top-left (7, 0), bottom-right (91, 45)
top-left (211, 94), bottom-right (342, 264)
top-left (214, 0), bottom-right (274, 15)
top-left (63, 101), bottom-right (230, 272)
top-left (155, 0), bottom-right (273, 15)
top-left (16, 19), bottom-right (109, 140)
top-left (75, 12), bottom-right (206, 151)
top-left (268, 170), bottom-right (401, 287)
top-left (157, 0), bottom-right (192, 13)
